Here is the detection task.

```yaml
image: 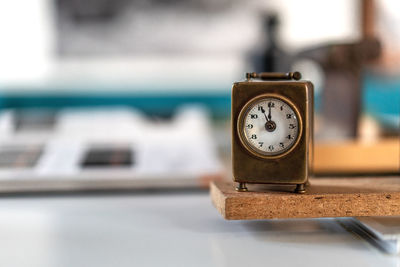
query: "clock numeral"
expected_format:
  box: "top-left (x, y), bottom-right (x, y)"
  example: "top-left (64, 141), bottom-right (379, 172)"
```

top-left (257, 106), bottom-right (263, 111)
top-left (287, 134), bottom-right (292, 140)
top-left (280, 106), bottom-right (283, 111)
top-left (258, 142), bottom-right (264, 147)
top-left (286, 114), bottom-right (292, 119)
top-left (268, 145), bottom-right (274, 151)
top-left (246, 124), bottom-right (253, 129)
top-left (250, 134), bottom-right (257, 139)
top-left (268, 102), bottom-right (275, 108)
top-left (289, 124), bottom-right (296, 129)
top-left (279, 142), bottom-right (284, 148)
top-left (250, 114), bottom-right (258, 119)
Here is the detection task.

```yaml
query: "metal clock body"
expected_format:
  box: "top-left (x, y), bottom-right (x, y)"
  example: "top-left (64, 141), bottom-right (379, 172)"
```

top-left (231, 72), bottom-right (314, 193)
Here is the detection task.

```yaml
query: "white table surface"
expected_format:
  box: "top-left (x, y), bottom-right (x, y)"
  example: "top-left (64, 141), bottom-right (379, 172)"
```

top-left (0, 191), bottom-right (398, 267)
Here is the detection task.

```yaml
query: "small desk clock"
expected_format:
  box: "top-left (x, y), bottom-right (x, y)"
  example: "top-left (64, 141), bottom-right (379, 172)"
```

top-left (232, 72), bottom-right (313, 193)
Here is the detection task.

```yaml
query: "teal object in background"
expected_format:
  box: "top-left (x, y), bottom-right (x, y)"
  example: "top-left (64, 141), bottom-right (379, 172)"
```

top-left (0, 90), bottom-right (231, 120)
top-left (363, 73), bottom-right (400, 130)
top-left (0, 74), bottom-right (398, 126)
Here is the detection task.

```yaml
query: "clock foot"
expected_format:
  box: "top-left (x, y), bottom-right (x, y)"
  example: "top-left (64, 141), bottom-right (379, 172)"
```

top-left (236, 182), bottom-right (248, 192)
top-left (294, 183), bottom-right (306, 194)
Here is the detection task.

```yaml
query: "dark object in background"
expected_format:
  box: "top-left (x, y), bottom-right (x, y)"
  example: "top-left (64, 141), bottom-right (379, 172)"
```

top-left (57, 0), bottom-right (125, 22)
top-left (0, 146), bottom-right (43, 168)
top-left (252, 14), bottom-right (291, 73)
top-left (55, 0), bottom-right (233, 56)
top-left (251, 1), bottom-right (382, 139)
top-left (252, 15), bottom-right (381, 138)
top-left (14, 109), bottom-right (57, 132)
top-left (81, 147), bottom-right (133, 167)
top-left (295, 38), bottom-right (381, 138)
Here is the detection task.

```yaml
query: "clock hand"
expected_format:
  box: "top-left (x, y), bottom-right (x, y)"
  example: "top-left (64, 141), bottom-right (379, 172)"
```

top-left (265, 103), bottom-right (276, 132)
top-left (260, 106), bottom-right (270, 121)
top-left (268, 105), bottom-right (272, 121)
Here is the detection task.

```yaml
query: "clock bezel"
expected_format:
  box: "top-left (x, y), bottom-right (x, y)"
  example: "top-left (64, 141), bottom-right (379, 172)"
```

top-left (237, 93), bottom-right (303, 159)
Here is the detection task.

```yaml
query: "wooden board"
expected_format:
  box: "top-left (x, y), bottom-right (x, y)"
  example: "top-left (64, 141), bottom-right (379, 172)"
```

top-left (210, 177), bottom-right (400, 220)
top-left (314, 138), bottom-right (399, 174)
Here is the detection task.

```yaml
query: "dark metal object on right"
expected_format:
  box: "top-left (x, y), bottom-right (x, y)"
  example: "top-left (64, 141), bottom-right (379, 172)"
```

top-left (253, 1), bottom-right (382, 139)
top-left (294, 38), bottom-right (381, 138)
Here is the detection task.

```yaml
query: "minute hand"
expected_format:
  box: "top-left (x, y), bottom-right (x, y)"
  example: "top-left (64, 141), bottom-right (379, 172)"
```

top-left (268, 106), bottom-right (272, 121)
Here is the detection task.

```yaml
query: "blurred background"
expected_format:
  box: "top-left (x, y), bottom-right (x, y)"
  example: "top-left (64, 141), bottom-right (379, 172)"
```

top-left (0, 0), bottom-right (398, 192)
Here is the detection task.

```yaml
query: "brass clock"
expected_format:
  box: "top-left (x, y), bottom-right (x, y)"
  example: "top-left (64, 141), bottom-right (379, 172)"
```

top-left (232, 72), bottom-right (313, 193)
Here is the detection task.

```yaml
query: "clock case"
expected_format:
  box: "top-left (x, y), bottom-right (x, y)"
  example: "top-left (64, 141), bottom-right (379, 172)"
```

top-left (232, 77), bottom-right (314, 191)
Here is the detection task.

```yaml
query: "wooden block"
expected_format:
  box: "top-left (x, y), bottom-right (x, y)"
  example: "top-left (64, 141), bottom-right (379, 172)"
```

top-left (314, 138), bottom-right (400, 174)
top-left (210, 177), bottom-right (400, 220)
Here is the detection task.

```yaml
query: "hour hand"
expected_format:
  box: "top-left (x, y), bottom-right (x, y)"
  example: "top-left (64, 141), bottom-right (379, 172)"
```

top-left (260, 106), bottom-right (269, 121)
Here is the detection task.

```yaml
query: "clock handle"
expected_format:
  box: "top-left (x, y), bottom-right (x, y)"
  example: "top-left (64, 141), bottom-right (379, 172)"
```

top-left (246, 72), bottom-right (301, 81)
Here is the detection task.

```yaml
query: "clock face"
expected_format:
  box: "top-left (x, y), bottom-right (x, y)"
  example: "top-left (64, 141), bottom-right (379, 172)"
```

top-left (239, 96), bottom-right (301, 157)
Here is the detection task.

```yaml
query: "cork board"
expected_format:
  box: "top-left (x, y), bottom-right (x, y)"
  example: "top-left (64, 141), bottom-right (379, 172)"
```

top-left (210, 177), bottom-right (400, 220)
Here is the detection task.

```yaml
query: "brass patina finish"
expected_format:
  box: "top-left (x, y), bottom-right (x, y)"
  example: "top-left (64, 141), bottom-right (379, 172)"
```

top-left (232, 72), bottom-right (314, 193)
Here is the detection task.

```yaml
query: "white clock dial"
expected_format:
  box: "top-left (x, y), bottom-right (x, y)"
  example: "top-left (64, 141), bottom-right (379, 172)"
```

top-left (241, 97), bottom-right (300, 156)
